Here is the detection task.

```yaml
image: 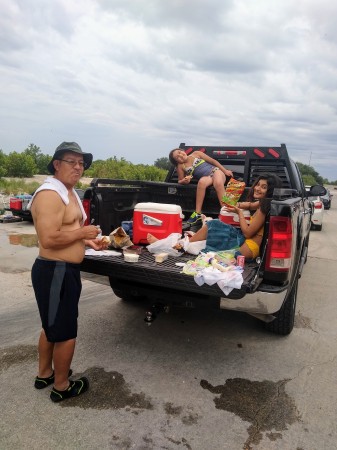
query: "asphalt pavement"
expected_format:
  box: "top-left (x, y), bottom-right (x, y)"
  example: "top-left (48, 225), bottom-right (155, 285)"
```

top-left (1, 197), bottom-right (337, 450)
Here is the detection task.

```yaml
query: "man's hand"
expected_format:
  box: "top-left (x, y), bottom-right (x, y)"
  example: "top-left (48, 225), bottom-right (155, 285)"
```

top-left (85, 237), bottom-right (110, 250)
top-left (82, 225), bottom-right (102, 240)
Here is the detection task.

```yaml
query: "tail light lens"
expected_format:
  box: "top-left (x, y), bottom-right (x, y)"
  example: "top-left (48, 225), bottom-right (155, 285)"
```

top-left (265, 217), bottom-right (292, 272)
top-left (314, 201), bottom-right (323, 209)
top-left (82, 199), bottom-right (91, 226)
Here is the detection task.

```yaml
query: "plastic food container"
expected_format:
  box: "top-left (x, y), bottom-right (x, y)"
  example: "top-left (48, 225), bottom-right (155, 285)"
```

top-left (155, 253), bottom-right (169, 263)
top-left (123, 253), bottom-right (140, 263)
top-left (123, 246), bottom-right (142, 255)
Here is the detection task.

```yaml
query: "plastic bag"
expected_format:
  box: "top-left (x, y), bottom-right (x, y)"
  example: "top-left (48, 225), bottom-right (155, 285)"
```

top-left (214, 249), bottom-right (237, 265)
top-left (181, 235), bottom-right (206, 255)
top-left (222, 178), bottom-right (246, 206)
top-left (146, 233), bottom-right (182, 256)
top-left (109, 226), bottom-right (133, 249)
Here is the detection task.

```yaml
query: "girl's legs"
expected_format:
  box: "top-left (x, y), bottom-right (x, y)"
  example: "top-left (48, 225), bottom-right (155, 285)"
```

top-left (147, 233), bottom-right (158, 244)
top-left (195, 177), bottom-right (213, 213)
top-left (212, 171), bottom-right (227, 206)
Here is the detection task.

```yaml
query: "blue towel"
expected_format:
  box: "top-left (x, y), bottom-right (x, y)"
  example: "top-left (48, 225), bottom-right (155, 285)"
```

top-left (205, 219), bottom-right (245, 252)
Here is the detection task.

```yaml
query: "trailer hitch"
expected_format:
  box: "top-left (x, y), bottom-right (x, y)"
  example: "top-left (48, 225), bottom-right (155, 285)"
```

top-left (144, 303), bottom-right (169, 324)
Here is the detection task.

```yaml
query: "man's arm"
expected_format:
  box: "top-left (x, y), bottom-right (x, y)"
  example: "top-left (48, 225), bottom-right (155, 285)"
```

top-left (32, 191), bottom-right (100, 249)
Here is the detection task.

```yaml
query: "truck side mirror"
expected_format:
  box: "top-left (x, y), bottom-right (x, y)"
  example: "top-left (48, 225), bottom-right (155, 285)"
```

top-left (308, 185), bottom-right (327, 196)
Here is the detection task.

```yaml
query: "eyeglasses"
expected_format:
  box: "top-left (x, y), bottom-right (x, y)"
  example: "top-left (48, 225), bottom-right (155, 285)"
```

top-left (58, 159), bottom-right (87, 169)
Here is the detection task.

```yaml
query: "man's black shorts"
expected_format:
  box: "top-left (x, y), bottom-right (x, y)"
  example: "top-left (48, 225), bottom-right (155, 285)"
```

top-left (31, 258), bottom-right (82, 342)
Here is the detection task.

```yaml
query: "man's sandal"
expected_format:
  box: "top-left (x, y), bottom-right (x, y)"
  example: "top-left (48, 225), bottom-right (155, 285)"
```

top-left (50, 377), bottom-right (89, 403)
top-left (34, 369), bottom-right (73, 390)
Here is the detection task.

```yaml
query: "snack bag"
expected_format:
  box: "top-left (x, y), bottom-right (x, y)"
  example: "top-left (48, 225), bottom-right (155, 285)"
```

top-left (109, 226), bottom-right (133, 249)
top-left (222, 178), bottom-right (245, 207)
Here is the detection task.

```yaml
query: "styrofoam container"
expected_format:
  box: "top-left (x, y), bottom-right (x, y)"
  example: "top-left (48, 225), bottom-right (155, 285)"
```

top-left (219, 208), bottom-right (251, 225)
top-left (133, 202), bottom-right (183, 244)
top-left (124, 253), bottom-right (140, 263)
top-left (155, 252), bottom-right (169, 263)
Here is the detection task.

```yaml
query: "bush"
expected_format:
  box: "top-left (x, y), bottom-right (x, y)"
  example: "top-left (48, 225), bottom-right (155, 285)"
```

top-left (5, 152), bottom-right (37, 177)
top-left (0, 178), bottom-right (40, 195)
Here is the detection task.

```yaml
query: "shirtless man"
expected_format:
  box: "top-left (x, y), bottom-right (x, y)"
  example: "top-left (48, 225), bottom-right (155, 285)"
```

top-left (29, 142), bottom-right (107, 402)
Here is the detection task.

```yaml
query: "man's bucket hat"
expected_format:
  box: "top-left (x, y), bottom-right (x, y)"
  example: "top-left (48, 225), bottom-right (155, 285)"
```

top-left (47, 142), bottom-right (93, 174)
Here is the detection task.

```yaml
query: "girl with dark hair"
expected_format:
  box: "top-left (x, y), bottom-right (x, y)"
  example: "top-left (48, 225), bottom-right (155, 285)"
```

top-left (169, 148), bottom-right (233, 225)
top-left (148, 173), bottom-right (283, 260)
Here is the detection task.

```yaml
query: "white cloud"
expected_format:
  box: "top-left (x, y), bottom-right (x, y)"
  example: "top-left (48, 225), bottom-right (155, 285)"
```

top-left (0, 0), bottom-right (336, 179)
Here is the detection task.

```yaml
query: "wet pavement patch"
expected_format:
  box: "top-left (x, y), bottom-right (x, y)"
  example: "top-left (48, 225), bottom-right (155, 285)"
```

top-left (295, 312), bottom-right (313, 330)
top-left (164, 402), bottom-right (183, 416)
top-left (200, 377), bottom-right (300, 449)
top-left (8, 233), bottom-right (38, 247)
top-left (59, 366), bottom-right (154, 410)
top-left (0, 345), bottom-right (37, 372)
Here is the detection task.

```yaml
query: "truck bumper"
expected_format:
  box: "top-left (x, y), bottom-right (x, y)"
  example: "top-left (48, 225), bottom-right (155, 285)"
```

top-left (220, 289), bottom-right (287, 314)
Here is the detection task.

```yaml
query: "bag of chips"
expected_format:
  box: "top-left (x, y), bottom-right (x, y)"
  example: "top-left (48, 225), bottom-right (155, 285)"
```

top-left (222, 178), bottom-right (246, 207)
top-left (109, 226), bottom-right (133, 249)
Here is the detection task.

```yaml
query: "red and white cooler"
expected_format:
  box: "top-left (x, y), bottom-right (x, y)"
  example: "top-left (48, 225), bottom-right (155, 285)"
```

top-left (133, 202), bottom-right (183, 244)
top-left (219, 207), bottom-right (251, 226)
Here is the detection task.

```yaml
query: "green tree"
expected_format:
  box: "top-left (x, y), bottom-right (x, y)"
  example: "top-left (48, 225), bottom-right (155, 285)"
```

top-left (296, 162), bottom-right (324, 185)
top-left (5, 152), bottom-right (37, 177)
top-left (36, 153), bottom-right (52, 174)
top-left (302, 174), bottom-right (317, 186)
top-left (0, 150), bottom-right (8, 177)
top-left (86, 156), bottom-right (167, 181)
top-left (24, 143), bottom-right (41, 160)
top-left (23, 143), bottom-right (51, 174)
top-left (154, 157), bottom-right (170, 171)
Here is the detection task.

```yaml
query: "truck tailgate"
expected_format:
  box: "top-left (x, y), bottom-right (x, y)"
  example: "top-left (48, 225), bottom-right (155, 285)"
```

top-left (80, 250), bottom-right (260, 299)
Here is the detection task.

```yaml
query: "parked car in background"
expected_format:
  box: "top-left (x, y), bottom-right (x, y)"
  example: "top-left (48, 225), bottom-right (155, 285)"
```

top-left (309, 196), bottom-right (324, 230)
top-left (321, 188), bottom-right (332, 209)
top-left (305, 186), bottom-right (324, 231)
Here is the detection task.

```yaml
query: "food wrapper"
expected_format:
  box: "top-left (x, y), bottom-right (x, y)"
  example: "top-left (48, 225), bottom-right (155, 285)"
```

top-left (100, 236), bottom-right (111, 245)
top-left (109, 226), bottom-right (133, 249)
top-left (222, 178), bottom-right (246, 207)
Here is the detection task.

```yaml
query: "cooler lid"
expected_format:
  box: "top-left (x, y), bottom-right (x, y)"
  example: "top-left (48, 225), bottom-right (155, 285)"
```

top-left (134, 202), bottom-right (182, 214)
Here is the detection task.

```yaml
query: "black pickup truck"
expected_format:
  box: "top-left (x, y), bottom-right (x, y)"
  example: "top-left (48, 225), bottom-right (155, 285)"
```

top-left (80, 143), bottom-right (325, 335)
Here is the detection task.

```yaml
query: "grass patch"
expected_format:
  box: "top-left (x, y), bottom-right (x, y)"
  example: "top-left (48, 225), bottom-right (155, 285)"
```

top-left (0, 178), bottom-right (90, 196)
top-left (0, 178), bottom-right (41, 195)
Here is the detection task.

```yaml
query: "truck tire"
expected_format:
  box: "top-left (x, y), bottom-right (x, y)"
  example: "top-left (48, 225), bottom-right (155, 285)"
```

top-left (264, 275), bottom-right (298, 335)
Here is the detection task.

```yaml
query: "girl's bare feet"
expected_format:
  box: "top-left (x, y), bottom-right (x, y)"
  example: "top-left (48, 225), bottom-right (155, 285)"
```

top-left (147, 233), bottom-right (158, 244)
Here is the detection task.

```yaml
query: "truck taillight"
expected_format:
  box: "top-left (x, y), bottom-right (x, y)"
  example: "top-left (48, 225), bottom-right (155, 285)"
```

top-left (82, 199), bottom-right (91, 226)
top-left (265, 217), bottom-right (292, 272)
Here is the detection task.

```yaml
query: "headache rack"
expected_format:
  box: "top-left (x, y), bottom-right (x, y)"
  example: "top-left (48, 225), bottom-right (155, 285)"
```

top-left (166, 143), bottom-right (293, 189)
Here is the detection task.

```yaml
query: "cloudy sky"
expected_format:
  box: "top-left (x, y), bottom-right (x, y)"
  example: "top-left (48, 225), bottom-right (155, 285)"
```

top-left (1, 0), bottom-right (336, 180)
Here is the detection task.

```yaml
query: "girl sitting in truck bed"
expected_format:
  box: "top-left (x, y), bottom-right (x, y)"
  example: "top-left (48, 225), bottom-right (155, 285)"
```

top-left (169, 148), bottom-right (233, 226)
top-left (148, 173), bottom-right (282, 261)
